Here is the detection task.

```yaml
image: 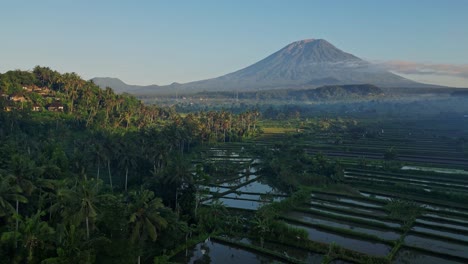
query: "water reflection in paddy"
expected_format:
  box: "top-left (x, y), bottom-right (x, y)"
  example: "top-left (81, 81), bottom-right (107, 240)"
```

top-left (411, 225), bottom-right (468, 242)
top-left (306, 206), bottom-right (401, 228)
top-left (309, 200), bottom-right (387, 217)
top-left (415, 218), bottom-right (468, 232)
top-left (423, 213), bottom-right (468, 225)
top-left (404, 235), bottom-right (468, 259)
top-left (359, 192), bottom-right (468, 217)
top-left (359, 191), bottom-right (393, 201)
top-left (312, 193), bottom-right (383, 208)
top-left (223, 192), bottom-right (285, 202)
top-left (171, 239), bottom-right (284, 264)
top-left (394, 249), bottom-right (464, 264)
top-left (286, 223), bottom-right (391, 256)
top-left (239, 238), bottom-right (324, 263)
top-left (234, 181), bottom-right (284, 195)
top-left (286, 211), bottom-right (400, 240)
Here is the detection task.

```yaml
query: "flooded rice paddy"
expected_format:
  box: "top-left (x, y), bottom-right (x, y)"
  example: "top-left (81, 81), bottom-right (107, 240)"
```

top-left (193, 142), bottom-right (468, 263)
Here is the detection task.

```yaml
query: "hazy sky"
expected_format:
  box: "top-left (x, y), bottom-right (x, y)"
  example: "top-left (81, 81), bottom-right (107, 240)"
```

top-left (1, 0), bottom-right (468, 87)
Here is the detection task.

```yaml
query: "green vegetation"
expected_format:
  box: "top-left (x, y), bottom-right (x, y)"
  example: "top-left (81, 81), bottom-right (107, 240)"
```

top-left (2, 66), bottom-right (468, 263)
top-left (0, 67), bottom-right (261, 263)
top-left (385, 199), bottom-right (424, 225)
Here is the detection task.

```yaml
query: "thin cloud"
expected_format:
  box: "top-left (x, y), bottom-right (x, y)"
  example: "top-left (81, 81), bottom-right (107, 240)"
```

top-left (373, 60), bottom-right (468, 78)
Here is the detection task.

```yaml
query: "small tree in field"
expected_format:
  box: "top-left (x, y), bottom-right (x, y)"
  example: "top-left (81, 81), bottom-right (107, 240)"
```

top-left (384, 147), bottom-right (398, 160)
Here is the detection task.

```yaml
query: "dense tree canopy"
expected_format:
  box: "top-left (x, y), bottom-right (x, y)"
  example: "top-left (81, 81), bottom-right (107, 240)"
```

top-left (0, 66), bottom-right (261, 263)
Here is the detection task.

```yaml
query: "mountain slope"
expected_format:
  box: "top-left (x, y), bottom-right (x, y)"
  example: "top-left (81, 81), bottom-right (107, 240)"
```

top-left (212, 39), bottom-right (403, 88)
top-left (91, 77), bottom-right (160, 93)
top-left (94, 39), bottom-right (431, 95)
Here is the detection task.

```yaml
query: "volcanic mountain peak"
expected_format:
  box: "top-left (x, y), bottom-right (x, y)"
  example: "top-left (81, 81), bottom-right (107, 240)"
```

top-left (277, 38), bottom-right (361, 63)
top-left (286, 38), bottom-right (317, 48)
top-left (93, 38), bottom-right (428, 94)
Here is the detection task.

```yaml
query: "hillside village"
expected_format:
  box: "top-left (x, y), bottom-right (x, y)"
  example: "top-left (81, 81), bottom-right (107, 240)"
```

top-left (1, 85), bottom-right (63, 112)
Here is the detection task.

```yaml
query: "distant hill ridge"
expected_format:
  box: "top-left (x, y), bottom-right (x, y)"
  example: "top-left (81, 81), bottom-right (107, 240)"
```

top-left (91, 77), bottom-right (159, 93)
top-left (93, 39), bottom-right (439, 95)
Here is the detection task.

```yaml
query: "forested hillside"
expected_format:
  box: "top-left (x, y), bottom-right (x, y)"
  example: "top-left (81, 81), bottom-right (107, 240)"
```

top-left (0, 66), bottom-right (260, 263)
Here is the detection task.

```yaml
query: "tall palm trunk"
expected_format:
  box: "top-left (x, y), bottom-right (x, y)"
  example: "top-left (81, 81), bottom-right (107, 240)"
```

top-left (15, 200), bottom-right (19, 248)
top-left (97, 159), bottom-right (100, 180)
top-left (86, 216), bottom-right (90, 240)
top-left (125, 166), bottom-right (128, 192)
top-left (108, 159), bottom-right (113, 191)
top-left (194, 192), bottom-right (199, 218)
top-left (137, 233), bottom-right (142, 264)
top-left (175, 190), bottom-right (178, 214)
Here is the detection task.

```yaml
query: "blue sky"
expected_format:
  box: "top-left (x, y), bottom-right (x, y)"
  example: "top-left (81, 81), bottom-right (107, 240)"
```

top-left (1, 0), bottom-right (468, 87)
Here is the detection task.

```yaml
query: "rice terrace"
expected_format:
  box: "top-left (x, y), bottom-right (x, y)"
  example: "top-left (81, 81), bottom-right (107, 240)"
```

top-left (172, 111), bottom-right (468, 264)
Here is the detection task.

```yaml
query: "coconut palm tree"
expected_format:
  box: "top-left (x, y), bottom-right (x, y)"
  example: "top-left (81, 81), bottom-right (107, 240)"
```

top-left (101, 136), bottom-right (115, 191)
top-left (63, 179), bottom-right (105, 240)
top-left (14, 210), bottom-right (54, 262)
top-left (116, 138), bottom-right (137, 192)
top-left (8, 154), bottom-right (36, 248)
top-left (127, 189), bottom-right (168, 264)
top-left (77, 179), bottom-right (101, 240)
top-left (0, 174), bottom-right (27, 220)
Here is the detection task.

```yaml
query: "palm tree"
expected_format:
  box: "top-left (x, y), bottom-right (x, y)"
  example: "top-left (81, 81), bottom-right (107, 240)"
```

top-left (87, 134), bottom-right (106, 181)
top-left (8, 154), bottom-right (36, 248)
top-left (0, 174), bottom-right (27, 220)
top-left (128, 189), bottom-right (168, 264)
top-left (116, 139), bottom-right (137, 192)
top-left (193, 164), bottom-right (210, 218)
top-left (101, 136), bottom-right (115, 191)
top-left (62, 179), bottom-right (104, 240)
top-left (159, 154), bottom-right (192, 212)
top-left (16, 210), bottom-right (55, 262)
top-left (77, 179), bottom-right (101, 240)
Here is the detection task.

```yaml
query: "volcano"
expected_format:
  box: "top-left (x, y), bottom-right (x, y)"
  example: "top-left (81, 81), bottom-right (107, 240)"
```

top-left (94, 39), bottom-right (426, 94)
